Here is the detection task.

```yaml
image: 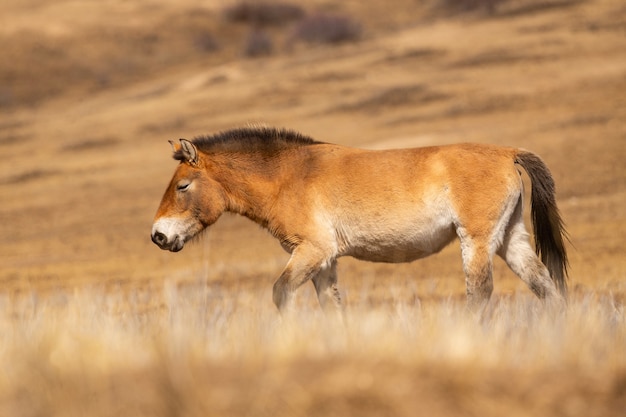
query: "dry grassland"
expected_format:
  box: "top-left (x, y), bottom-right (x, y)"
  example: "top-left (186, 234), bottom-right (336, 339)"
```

top-left (1, 286), bottom-right (624, 416)
top-left (0, 0), bottom-right (625, 415)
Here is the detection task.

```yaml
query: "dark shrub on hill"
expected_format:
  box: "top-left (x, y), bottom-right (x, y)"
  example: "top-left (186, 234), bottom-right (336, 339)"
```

top-left (290, 13), bottom-right (362, 44)
top-left (243, 29), bottom-right (274, 57)
top-left (437, 0), bottom-right (510, 15)
top-left (223, 2), bottom-right (305, 26)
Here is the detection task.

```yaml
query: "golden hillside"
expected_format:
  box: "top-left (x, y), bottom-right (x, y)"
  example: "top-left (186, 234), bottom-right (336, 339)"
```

top-left (0, 0), bottom-right (624, 415)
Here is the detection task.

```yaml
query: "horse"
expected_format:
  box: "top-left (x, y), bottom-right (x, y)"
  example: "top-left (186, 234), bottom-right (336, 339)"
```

top-left (151, 126), bottom-right (569, 314)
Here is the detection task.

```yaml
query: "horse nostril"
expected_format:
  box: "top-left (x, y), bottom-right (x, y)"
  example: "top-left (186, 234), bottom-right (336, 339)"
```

top-left (152, 231), bottom-right (167, 247)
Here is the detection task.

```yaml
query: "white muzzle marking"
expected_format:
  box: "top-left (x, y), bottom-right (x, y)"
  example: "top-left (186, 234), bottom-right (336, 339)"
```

top-left (151, 217), bottom-right (188, 252)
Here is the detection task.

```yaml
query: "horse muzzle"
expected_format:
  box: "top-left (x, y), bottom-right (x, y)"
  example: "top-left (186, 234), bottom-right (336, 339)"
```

top-left (151, 231), bottom-right (185, 252)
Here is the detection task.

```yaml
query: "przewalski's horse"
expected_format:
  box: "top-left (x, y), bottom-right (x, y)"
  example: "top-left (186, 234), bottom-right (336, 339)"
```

top-left (151, 127), bottom-right (569, 313)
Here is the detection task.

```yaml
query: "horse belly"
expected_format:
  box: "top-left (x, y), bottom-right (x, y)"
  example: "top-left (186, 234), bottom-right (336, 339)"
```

top-left (339, 212), bottom-right (457, 263)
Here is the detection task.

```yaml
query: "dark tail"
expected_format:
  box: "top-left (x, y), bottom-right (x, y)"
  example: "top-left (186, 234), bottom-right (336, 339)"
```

top-left (515, 150), bottom-right (569, 298)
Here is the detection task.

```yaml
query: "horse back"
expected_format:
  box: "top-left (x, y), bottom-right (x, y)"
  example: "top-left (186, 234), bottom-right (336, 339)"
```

top-left (307, 142), bottom-right (520, 211)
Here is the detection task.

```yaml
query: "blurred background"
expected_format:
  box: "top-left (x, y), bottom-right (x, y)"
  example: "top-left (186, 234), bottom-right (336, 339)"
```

top-left (1, 1), bottom-right (625, 416)
top-left (1, 0), bottom-right (624, 297)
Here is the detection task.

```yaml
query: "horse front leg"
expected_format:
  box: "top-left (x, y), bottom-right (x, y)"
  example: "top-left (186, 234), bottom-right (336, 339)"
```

top-left (311, 259), bottom-right (344, 321)
top-left (272, 244), bottom-right (333, 315)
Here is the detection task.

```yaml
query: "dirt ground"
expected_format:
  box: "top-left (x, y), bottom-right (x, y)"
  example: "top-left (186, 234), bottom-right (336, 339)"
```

top-left (0, 0), bottom-right (625, 415)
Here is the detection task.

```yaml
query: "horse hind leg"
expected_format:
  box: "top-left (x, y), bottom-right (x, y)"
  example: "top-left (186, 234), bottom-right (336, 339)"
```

top-left (458, 232), bottom-right (495, 312)
top-left (497, 201), bottom-right (562, 304)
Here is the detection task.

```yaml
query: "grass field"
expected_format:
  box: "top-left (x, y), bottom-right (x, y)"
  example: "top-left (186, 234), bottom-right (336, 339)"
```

top-left (1, 285), bottom-right (624, 416)
top-left (1, 0), bottom-right (625, 415)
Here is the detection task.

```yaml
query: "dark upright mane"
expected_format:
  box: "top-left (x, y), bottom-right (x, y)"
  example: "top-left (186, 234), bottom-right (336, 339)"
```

top-left (173, 127), bottom-right (322, 161)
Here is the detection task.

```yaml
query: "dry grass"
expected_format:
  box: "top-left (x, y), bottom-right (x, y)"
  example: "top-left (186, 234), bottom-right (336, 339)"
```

top-left (1, 0), bottom-right (625, 415)
top-left (1, 283), bottom-right (624, 417)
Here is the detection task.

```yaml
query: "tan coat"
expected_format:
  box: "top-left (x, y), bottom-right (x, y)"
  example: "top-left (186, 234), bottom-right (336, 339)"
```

top-left (152, 127), bottom-right (568, 313)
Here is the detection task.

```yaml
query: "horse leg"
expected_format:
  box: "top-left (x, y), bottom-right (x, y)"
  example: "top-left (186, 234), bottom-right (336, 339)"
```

top-left (497, 201), bottom-right (562, 304)
top-left (458, 232), bottom-right (494, 312)
top-left (311, 259), bottom-right (344, 318)
top-left (273, 244), bottom-right (332, 314)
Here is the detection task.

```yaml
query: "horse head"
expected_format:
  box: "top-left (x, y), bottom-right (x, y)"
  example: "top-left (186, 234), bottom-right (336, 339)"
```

top-left (151, 139), bottom-right (226, 252)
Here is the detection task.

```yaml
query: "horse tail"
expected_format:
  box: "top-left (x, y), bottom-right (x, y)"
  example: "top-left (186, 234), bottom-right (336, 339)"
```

top-left (515, 150), bottom-right (569, 298)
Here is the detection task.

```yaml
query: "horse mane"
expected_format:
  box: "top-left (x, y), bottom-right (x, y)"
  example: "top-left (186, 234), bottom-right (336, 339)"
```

top-left (175, 127), bottom-right (322, 160)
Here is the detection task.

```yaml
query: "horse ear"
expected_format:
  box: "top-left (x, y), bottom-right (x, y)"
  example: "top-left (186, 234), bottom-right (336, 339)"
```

top-left (168, 139), bottom-right (181, 153)
top-left (180, 139), bottom-right (198, 165)
top-left (169, 139), bottom-right (199, 165)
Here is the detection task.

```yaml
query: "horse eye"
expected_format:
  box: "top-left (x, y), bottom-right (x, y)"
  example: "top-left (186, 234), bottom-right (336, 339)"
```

top-left (176, 181), bottom-right (191, 192)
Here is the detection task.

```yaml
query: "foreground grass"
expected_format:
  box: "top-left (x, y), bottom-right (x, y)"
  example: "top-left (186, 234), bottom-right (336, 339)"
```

top-left (0, 282), bottom-right (624, 417)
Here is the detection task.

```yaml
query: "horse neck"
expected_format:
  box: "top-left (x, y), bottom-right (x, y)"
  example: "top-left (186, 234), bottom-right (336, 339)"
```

top-left (211, 152), bottom-right (284, 227)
